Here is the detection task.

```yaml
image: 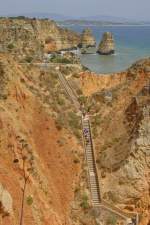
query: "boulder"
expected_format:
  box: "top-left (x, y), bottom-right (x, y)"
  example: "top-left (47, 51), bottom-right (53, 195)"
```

top-left (0, 183), bottom-right (13, 215)
top-left (80, 28), bottom-right (96, 48)
top-left (97, 32), bottom-right (115, 55)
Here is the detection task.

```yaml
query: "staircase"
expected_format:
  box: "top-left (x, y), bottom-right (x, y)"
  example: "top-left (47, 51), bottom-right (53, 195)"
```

top-left (57, 70), bottom-right (139, 225)
top-left (58, 71), bottom-right (80, 111)
top-left (82, 115), bottom-right (101, 207)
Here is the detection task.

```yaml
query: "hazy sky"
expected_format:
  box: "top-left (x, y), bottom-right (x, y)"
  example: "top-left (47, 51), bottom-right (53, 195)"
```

top-left (0, 0), bottom-right (150, 20)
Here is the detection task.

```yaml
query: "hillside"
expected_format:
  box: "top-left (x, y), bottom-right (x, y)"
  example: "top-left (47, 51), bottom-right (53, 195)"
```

top-left (0, 18), bottom-right (149, 225)
top-left (0, 18), bottom-right (80, 60)
top-left (72, 58), bottom-right (150, 225)
top-left (0, 53), bottom-right (84, 225)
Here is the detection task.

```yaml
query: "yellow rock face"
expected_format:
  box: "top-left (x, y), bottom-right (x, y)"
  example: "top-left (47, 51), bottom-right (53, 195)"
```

top-left (81, 28), bottom-right (96, 48)
top-left (97, 32), bottom-right (115, 55)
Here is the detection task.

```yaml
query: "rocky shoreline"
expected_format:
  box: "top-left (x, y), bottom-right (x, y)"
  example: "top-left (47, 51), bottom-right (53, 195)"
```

top-left (97, 32), bottom-right (115, 55)
top-left (0, 18), bottom-right (116, 59)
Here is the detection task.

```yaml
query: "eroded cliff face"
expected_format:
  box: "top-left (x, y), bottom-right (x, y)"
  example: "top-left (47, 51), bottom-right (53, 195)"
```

top-left (78, 71), bottom-right (127, 96)
top-left (97, 32), bottom-right (115, 55)
top-left (0, 45), bottom-right (150, 225)
top-left (76, 59), bottom-right (150, 225)
top-left (80, 28), bottom-right (96, 48)
top-left (0, 18), bottom-right (81, 59)
top-left (0, 53), bottom-right (83, 225)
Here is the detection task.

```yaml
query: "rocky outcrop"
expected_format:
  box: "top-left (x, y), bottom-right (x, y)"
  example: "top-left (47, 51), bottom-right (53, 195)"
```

top-left (80, 28), bottom-right (96, 48)
top-left (0, 183), bottom-right (13, 216)
top-left (75, 58), bottom-right (150, 225)
top-left (0, 18), bottom-right (81, 59)
top-left (0, 53), bottom-right (82, 225)
top-left (97, 32), bottom-right (115, 55)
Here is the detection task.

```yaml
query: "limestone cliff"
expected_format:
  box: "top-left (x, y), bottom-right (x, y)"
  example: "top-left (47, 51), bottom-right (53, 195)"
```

top-left (80, 28), bottom-right (96, 48)
top-left (0, 18), bottom-right (81, 60)
top-left (0, 53), bottom-right (83, 225)
top-left (75, 58), bottom-right (150, 225)
top-left (97, 32), bottom-right (115, 55)
top-left (0, 41), bottom-right (150, 225)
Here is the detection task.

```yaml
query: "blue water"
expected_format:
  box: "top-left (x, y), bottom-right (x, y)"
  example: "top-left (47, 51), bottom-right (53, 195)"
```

top-left (65, 25), bottom-right (150, 73)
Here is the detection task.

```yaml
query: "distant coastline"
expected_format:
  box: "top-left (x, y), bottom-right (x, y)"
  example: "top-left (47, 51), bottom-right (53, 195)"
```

top-left (59, 23), bottom-right (150, 27)
top-left (58, 20), bottom-right (150, 27)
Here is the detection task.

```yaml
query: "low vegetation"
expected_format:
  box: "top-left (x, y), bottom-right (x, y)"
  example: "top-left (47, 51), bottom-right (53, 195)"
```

top-left (50, 54), bottom-right (73, 64)
top-left (26, 196), bottom-right (33, 206)
top-left (80, 193), bottom-right (89, 209)
top-left (24, 56), bottom-right (34, 63)
top-left (106, 215), bottom-right (117, 225)
top-left (7, 43), bottom-right (15, 50)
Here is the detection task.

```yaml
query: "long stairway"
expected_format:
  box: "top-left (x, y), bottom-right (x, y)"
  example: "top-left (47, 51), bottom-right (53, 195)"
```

top-left (57, 70), bottom-right (139, 225)
top-left (58, 71), bottom-right (80, 111)
top-left (82, 115), bottom-right (101, 207)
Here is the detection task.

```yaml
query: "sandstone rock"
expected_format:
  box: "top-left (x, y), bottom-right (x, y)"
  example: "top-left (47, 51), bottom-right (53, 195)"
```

top-left (0, 183), bottom-right (13, 215)
top-left (80, 28), bottom-right (96, 48)
top-left (0, 18), bottom-right (81, 58)
top-left (97, 32), bottom-right (115, 55)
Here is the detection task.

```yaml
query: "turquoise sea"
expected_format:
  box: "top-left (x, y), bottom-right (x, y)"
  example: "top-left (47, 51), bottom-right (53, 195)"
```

top-left (65, 25), bottom-right (150, 73)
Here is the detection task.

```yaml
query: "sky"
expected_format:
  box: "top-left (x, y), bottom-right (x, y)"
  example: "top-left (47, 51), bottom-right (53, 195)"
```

top-left (0, 0), bottom-right (150, 21)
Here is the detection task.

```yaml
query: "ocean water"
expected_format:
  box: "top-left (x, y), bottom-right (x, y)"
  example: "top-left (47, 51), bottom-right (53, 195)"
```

top-left (65, 25), bottom-right (150, 73)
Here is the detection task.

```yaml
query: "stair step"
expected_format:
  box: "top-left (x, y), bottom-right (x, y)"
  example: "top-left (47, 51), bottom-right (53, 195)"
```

top-left (90, 182), bottom-right (97, 185)
top-left (92, 199), bottom-right (100, 202)
top-left (86, 154), bottom-right (93, 157)
top-left (92, 198), bottom-right (100, 200)
top-left (92, 194), bottom-right (99, 197)
top-left (90, 180), bottom-right (98, 184)
top-left (92, 196), bottom-right (100, 200)
top-left (90, 184), bottom-right (98, 187)
top-left (91, 189), bottom-right (99, 192)
top-left (87, 158), bottom-right (94, 161)
top-left (87, 157), bottom-right (93, 160)
top-left (91, 190), bottom-right (99, 194)
top-left (86, 155), bottom-right (93, 157)
top-left (92, 197), bottom-right (99, 200)
top-left (87, 160), bottom-right (94, 163)
top-left (86, 150), bottom-right (92, 153)
top-left (90, 183), bottom-right (98, 187)
top-left (91, 185), bottom-right (98, 189)
top-left (86, 147), bottom-right (92, 150)
top-left (90, 177), bottom-right (97, 180)
top-left (90, 183), bottom-right (97, 186)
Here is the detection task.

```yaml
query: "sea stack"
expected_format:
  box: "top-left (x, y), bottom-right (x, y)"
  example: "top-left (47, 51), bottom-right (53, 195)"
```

top-left (97, 32), bottom-right (115, 55)
top-left (80, 28), bottom-right (96, 48)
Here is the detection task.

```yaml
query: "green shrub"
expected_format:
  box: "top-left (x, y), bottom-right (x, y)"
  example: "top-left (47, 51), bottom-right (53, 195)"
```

top-left (112, 137), bottom-right (120, 143)
top-left (26, 196), bottom-right (33, 206)
top-left (74, 187), bottom-right (80, 193)
top-left (55, 117), bottom-right (65, 130)
top-left (25, 56), bottom-right (33, 63)
top-left (73, 129), bottom-right (81, 139)
top-left (106, 215), bottom-right (117, 225)
top-left (7, 43), bottom-right (15, 50)
top-left (93, 115), bottom-right (101, 126)
top-left (73, 157), bottom-right (80, 164)
top-left (73, 73), bottom-right (80, 78)
top-left (76, 88), bottom-right (83, 95)
top-left (50, 55), bottom-right (72, 64)
top-left (80, 193), bottom-right (89, 209)
top-left (107, 191), bottom-right (118, 203)
top-left (92, 127), bottom-right (98, 138)
top-left (78, 95), bottom-right (87, 105)
top-left (68, 112), bottom-right (80, 130)
top-left (57, 96), bottom-right (65, 106)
